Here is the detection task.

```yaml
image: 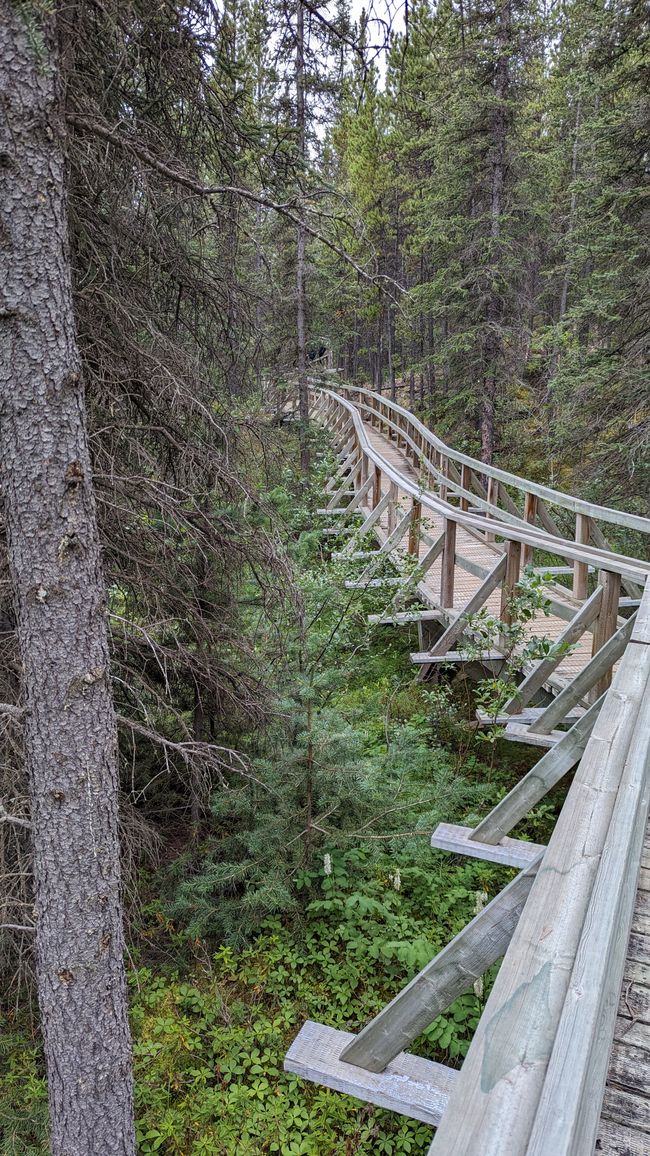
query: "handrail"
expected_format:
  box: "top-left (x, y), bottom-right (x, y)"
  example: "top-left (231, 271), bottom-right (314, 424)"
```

top-left (428, 580), bottom-right (650, 1155)
top-left (336, 383), bottom-right (650, 540)
top-left (313, 388), bottom-right (650, 585)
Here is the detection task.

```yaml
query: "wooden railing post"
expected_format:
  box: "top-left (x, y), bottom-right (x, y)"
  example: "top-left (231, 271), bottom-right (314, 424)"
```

top-left (439, 457), bottom-right (449, 502)
top-left (408, 499), bottom-right (422, 556)
top-left (387, 482), bottom-right (398, 536)
top-left (590, 569), bottom-right (621, 698)
top-left (486, 476), bottom-right (499, 542)
top-left (573, 513), bottom-right (591, 600)
top-left (522, 492), bottom-right (538, 569)
top-left (460, 464), bottom-right (472, 512)
top-left (500, 539), bottom-right (522, 624)
top-left (440, 519), bottom-right (457, 607)
top-left (372, 465), bottom-right (382, 509)
top-left (360, 453), bottom-right (368, 489)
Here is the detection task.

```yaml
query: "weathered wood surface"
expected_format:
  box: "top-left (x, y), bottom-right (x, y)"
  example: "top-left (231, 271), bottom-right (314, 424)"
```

top-left (431, 822), bottom-right (544, 869)
top-left (284, 1021), bottom-right (456, 1127)
top-left (428, 624), bottom-right (650, 1155)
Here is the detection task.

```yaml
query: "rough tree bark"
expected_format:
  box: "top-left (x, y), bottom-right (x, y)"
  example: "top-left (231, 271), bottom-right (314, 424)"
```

top-left (0, 7), bottom-right (135, 1154)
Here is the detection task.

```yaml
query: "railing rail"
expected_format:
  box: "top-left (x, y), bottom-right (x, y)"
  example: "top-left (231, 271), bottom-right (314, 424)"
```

top-left (335, 383), bottom-right (650, 540)
top-left (311, 388), bottom-right (650, 586)
top-left (428, 580), bottom-right (650, 1156)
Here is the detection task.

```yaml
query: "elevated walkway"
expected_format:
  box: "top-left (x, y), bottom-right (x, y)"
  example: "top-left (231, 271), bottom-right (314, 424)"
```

top-left (283, 384), bottom-right (650, 1155)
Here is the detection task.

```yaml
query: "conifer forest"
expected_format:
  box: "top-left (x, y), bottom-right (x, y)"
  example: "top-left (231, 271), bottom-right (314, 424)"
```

top-left (0, 1), bottom-right (649, 1154)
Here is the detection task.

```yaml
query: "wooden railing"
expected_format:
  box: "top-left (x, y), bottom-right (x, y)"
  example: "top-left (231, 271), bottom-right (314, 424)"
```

top-left (428, 588), bottom-right (650, 1156)
top-left (311, 386), bottom-right (650, 712)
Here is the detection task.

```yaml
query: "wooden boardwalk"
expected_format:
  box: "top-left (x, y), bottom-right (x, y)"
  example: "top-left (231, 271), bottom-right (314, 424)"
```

top-left (284, 384), bottom-right (650, 1155)
top-left (360, 422), bottom-right (596, 694)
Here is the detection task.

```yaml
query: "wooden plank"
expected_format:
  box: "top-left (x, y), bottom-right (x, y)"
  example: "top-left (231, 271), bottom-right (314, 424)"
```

top-left (601, 1085), bottom-right (650, 1133)
top-left (472, 697), bottom-right (604, 846)
top-left (411, 650), bottom-right (504, 665)
top-left (503, 721), bottom-right (566, 747)
top-left (618, 983), bottom-right (650, 1026)
top-left (340, 857), bottom-right (542, 1072)
top-left (368, 610), bottom-right (444, 626)
top-left (607, 1039), bottom-right (650, 1097)
top-left (632, 593), bottom-right (650, 644)
top-left (502, 586), bottom-right (603, 715)
top-left (284, 1020), bottom-right (456, 1127)
top-left (431, 822), bottom-right (544, 869)
top-left (596, 1117), bottom-right (650, 1155)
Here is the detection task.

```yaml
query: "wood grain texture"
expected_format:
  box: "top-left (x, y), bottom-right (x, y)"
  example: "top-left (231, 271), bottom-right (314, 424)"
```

top-left (284, 1021), bottom-right (456, 1127)
top-left (431, 823), bottom-right (544, 868)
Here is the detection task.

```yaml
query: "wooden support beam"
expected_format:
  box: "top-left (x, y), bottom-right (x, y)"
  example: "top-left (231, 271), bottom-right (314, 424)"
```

top-left (573, 513), bottom-right (592, 600)
top-left (324, 449), bottom-right (356, 493)
top-left (502, 586), bottom-right (603, 715)
top-left (591, 570), bottom-right (622, 699)
top-left (411, 649), bottom-right (504, 666)
top-left (340, 490), bottom-right (391, 555)
top-left (460, 464), bottom-right (472, 512)
top-left (500, 539), bottom-right (522, 624)
top-left (522, 492), bottom-right (538, 568)
top-left (408, 499), bottom-right (422, 556)
top-left (339, 856), bottom-right (542, 1073)
top-left (528, 612), bottom-right (637, 735)
top-left (387, 482), bottom-right (398, 536)
top-left (440, 519), bottom-right (457, 608)
top-left (327, 457), bottom-right (362, 511)
top-left (285, 1021), bottom-right (456, 1128)
top-left (345, 473), bottom-right (373, 513)
top-left (431, 823), bottom-right (544, 869)
top-left (472, 696), bottom-right (605, 846)
top-left (372, 464), bottom-right (382, 509)
top-left (368, 610), bottom-right (444, 626)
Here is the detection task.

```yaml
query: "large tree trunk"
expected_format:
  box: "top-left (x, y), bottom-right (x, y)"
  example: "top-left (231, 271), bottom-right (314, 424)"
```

top-left (0, 7), bottom-right (135, 1154)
